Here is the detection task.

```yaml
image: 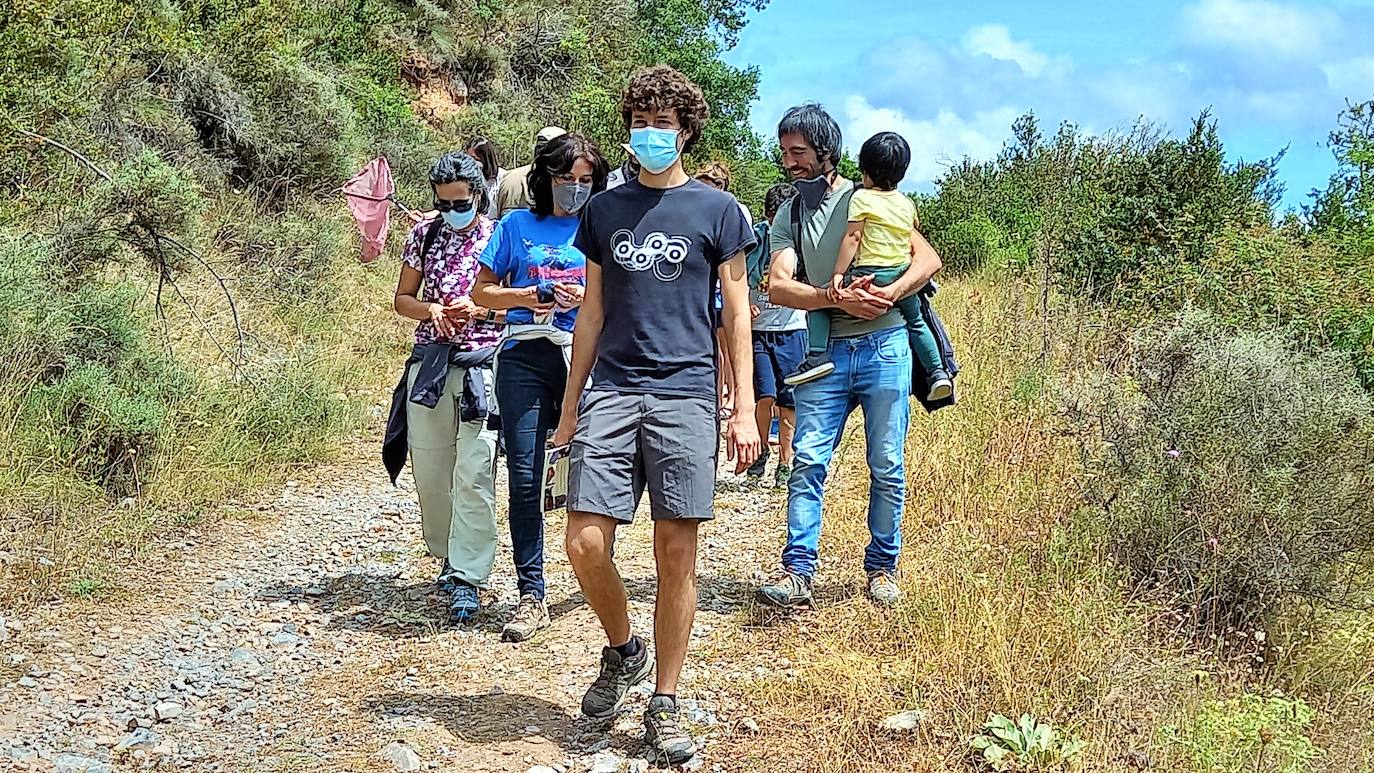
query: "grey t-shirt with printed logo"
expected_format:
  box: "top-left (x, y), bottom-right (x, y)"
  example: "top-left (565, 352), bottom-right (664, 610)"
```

top-left (750, 282), bottom-right (806, 332)
top-left (575, 178), bottom-right (757, 397)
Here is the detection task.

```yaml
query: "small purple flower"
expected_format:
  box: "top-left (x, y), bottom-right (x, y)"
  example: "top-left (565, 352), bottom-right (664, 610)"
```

top-left (1166, 448), bottom-right (1182, 459)
top-left (1206, 537), bottom-right (1220, 553)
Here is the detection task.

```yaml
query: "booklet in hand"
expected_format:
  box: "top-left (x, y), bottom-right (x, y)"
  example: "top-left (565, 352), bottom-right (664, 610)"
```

top-left (542, 443), bottom-right (571, 514)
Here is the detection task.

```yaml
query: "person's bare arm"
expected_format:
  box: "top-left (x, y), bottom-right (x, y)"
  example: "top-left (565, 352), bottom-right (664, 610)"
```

top-left (471, 266), bottom-right (554, 314)
top-left (551, 261), bottom-right (605, 446)
top-left (832, 220), bottom-right (864, 291)
top-left (395, 264), bottom-right (467, 337)
top-left (768, 247), bottom-right (891, 320)
top-left (719, 251), bottom-right (761, 472)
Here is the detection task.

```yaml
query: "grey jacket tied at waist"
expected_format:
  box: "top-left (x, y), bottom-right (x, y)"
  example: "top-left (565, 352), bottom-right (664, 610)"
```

top-left (382, 342), bottom-right (497, 484)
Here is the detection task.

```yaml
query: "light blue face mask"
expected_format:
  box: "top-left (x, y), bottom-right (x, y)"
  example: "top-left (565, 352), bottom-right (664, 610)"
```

top-left (628, 127), bottom-right (681, 174)
top-left (441, 207), bottom-right (476, 231)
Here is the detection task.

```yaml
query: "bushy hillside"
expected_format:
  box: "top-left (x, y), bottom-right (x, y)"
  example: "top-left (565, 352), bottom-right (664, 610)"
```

top-left (0, 0), bottom-right (776, 604)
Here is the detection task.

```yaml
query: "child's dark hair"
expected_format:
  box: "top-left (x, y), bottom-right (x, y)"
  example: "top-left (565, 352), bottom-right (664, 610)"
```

top-left (764, 182), bottom-right (798, 219)
top-left (858, 132), bottom-right (910, 191)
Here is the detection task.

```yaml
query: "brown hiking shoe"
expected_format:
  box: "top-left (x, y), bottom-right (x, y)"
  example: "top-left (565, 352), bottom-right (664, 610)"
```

top-left (501, 594), bottom-right (550, 643)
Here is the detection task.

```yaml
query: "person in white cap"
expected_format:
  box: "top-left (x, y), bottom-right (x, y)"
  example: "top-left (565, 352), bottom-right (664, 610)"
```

top-left (496, 126), bottom-right (567, 218)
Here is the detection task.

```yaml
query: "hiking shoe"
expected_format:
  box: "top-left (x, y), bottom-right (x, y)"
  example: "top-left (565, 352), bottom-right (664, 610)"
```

top-left (783, 355), bottom-right (835, 386)
top-left (745, 447), bottom-right (770, 481)
top-left (580, 638), bottom-right (652, 718)
top-left (437, 559), bottom-right (456, 588)
top-left (926, 368), bottom-right (953, 402)
top-left (501, 594), bottom-right (550, 643)
top-left (756, 571), bottom-right (813, 609)
top-left (866, 572), bottom-right (902, 607)
top-left (447, 581), bottom-right (480, 622)
top-left (644, 694), bottom-right (697, 764)
top-left (773, 462), bottom-right (792, 489)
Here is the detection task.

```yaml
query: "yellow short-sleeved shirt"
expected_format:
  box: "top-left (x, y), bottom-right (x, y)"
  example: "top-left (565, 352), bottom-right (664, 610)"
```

top-left (848, 188), bottom-right (916, 268)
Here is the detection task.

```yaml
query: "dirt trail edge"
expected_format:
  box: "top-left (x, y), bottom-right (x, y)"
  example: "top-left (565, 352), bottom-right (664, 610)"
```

top-left (0, 453), bottom-right (794, 773)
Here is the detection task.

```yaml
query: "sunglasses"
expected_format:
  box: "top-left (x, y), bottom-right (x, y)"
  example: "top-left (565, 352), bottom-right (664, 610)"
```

top-left (433, 197), bottom-right (475, 213)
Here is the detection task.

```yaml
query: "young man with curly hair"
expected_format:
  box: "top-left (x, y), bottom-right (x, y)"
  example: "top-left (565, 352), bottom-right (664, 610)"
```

top-left (551, 64), bottom-right (761, 764)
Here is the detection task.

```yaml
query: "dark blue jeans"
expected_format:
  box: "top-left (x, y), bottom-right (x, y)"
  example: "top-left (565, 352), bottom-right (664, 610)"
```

top-left (495, 338), bottom-right (566, 600)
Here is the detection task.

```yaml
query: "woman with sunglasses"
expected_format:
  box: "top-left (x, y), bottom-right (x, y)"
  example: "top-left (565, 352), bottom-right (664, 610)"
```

top-left (472, 133), bottom-right (610, 643)
top-left (388, 151), bottom-right (503, 623)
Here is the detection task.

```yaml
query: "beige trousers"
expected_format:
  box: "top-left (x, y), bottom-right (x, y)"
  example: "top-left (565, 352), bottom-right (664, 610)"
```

top-left (405, 364), bottom-right (498, 587)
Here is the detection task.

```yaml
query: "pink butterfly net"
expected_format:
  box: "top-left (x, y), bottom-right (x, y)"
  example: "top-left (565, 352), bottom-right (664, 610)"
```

top-left (342, 157), bottom-right (419, 263)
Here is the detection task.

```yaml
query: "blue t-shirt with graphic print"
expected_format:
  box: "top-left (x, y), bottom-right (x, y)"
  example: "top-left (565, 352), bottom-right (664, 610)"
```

top-left (574, 178), bottom-right (756, 398)
top-left (479, 209), bottom-right (586, 332)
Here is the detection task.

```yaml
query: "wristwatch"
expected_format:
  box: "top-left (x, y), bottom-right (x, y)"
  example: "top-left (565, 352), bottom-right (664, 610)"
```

top-left (484, 309), bottom-right (497, 323)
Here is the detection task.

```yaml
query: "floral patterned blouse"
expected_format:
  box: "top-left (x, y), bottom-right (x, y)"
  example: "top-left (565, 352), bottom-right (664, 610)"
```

top-left (401, 214), bottom-right (504, 350)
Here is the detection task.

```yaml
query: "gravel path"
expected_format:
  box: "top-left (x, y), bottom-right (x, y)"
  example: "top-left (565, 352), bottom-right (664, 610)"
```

top-left (0, 452), bottom-right (797, 773)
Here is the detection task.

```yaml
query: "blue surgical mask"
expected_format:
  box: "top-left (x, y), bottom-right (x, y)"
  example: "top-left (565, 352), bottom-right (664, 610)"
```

top-left (442, 208), bottom-right (476, 231)
top-left (628, 127), bottom-right (681, 174)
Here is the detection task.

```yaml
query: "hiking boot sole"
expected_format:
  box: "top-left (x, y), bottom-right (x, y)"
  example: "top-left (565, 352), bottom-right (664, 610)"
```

top-left (501, 620), bottom-right (550, 643)
top-left (581, 657), bottom-right (653, 718)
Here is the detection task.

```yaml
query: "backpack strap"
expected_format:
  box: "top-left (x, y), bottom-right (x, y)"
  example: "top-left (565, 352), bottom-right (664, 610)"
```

top-left (417, 218), bottom-right (444, 300)
top-left (789, 196), bottom-right (809, 283)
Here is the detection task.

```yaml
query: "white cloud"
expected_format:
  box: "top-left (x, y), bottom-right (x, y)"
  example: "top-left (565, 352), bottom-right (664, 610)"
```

top-left (1323, 58), bottom-right (1374, 100)
top-left (1181, 0), bottom-right (1333, 59)
top-left (961, 24), bottom-right (1050, 77)
top-left (842, 95), bottom-right (1019, 189)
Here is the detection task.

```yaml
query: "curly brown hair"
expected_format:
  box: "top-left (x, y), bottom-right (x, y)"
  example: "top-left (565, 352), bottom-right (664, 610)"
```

top-left (694, 160), bottom-right (731, 191)
top-left (620, 64), bottom-right (710, 155)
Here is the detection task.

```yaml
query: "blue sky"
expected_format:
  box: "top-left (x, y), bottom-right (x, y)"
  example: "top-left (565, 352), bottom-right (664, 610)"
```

top-left (724, 0), bottom-right (1374, 211)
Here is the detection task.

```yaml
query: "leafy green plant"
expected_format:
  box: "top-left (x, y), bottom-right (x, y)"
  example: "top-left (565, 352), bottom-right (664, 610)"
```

top-left (1160, 693), bottom-right (1322, 772)
top-left (970, 713), bottom-right (1087, 771)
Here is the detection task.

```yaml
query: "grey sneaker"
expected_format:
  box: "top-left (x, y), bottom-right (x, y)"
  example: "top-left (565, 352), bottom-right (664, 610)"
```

top-left (501, 594), bottom-right (550, 643)
top-left (773, 462), bottom-right (792, 489)
top-left (926, 368), bottom-right (953, 401)
top-left (784, 354), bottom-right (835, 386)
top-left (580, 638), bottom-right (652, 718)
top-left (644, 694), bottom-right (696, 764)
top-left (756, 571), bottom-right (813, 609)
top-left (866, 571), bottom-right (902, 606)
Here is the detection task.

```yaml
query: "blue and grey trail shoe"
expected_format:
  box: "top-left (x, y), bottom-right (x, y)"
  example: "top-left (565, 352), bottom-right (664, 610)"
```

top-left (644, 695), bottom-right (697, 764)
top-left (580, 638), bottom-right (652, 717)
top-left (756, 571), bottom-right (813, 609)
top-left (447, 581), bottom-right (480, 622)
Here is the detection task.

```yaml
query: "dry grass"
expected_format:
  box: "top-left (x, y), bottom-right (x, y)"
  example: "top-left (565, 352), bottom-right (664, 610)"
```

top-left (717, 277), bottom-right (1374, 772)
top-left (0, 203), bottom-right (406, 608)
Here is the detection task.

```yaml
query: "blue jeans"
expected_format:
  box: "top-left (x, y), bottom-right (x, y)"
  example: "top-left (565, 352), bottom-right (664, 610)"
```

top-left (782, 325), bottom-right (912, 578)
top-left (495, 339), bottom-right (566, 599)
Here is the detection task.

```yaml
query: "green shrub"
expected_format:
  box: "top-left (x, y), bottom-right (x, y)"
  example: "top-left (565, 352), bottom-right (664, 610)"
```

top-left (932, 213), bottom-right (1006, 275)
top-left (1161, 693), bottom-right (1322, 772)
top-left (1062, 310), bottom-right (1374, 630)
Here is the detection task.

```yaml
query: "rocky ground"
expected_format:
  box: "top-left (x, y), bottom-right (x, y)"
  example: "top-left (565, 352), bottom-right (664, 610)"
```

top-left (0, 451), bottom-right (802, 773)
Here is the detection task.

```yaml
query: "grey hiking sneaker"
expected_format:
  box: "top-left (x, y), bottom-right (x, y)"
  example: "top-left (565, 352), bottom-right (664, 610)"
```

top-left (773, 462), bottom-right (792, 489)
top-left (644, 694), bottom-right (697, 764)
top-left (866, 571), bottom-right (902, 606)
top-left (501, 594), bottom-right (550, 643)
top-left (580, 638), bottom-right (652, 718)
top-left (784, 354), bottom-right (835, 386)
top-left (756, 571), bottom-right (813, 609)
top-left (926, 368), bottom-right (953, 401)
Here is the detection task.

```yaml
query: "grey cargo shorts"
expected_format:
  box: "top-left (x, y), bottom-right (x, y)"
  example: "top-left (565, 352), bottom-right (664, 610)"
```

top-left (567, 390), bottom-right (719, 522)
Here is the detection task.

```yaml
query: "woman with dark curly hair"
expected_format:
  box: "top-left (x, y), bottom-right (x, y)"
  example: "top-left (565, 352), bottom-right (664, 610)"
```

top-left (471, 132), bottom-right (609, 643)
top-left (384, 151), bottom-right (502, 624)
